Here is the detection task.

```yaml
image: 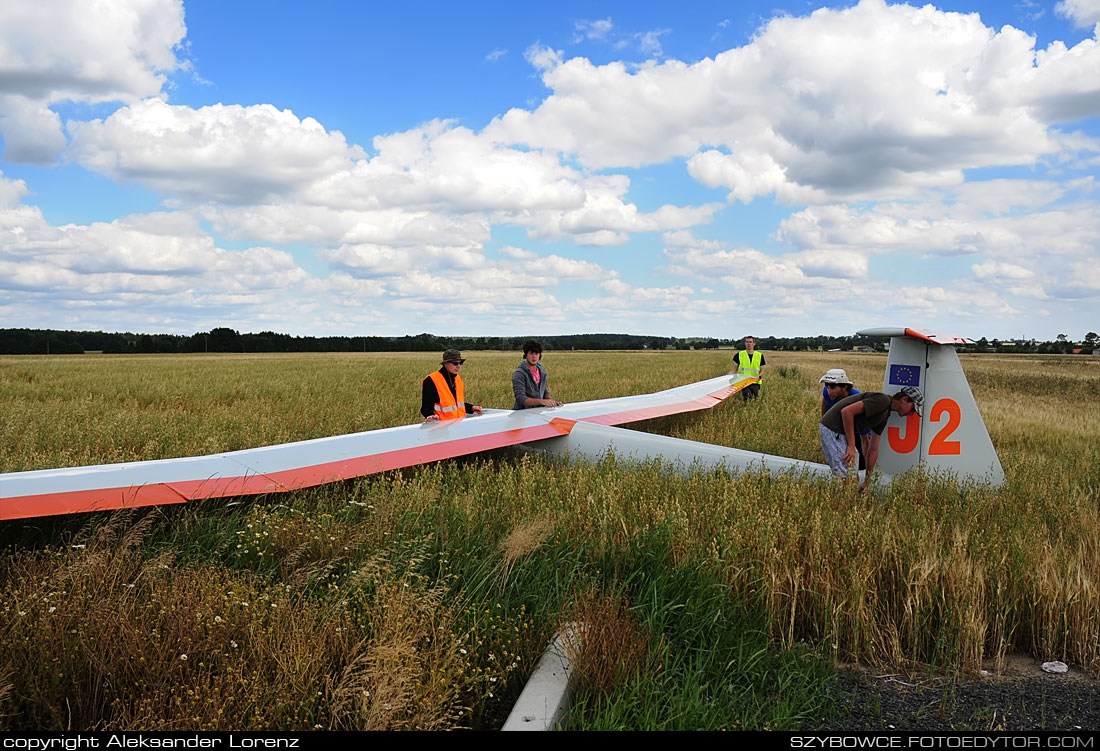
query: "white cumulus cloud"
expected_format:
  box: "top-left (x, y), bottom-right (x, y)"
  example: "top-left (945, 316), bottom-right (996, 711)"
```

top-left (69, 100), bottom-right (364, 204)
top-left (1055, 0), bottom-right (1100, 29)
top-left (0, 0), bottom-right (186, 164)
top-left (488, 0), bottom-right (1099, 205)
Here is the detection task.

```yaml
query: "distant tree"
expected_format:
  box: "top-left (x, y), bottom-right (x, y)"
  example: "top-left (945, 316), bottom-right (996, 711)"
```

top-left (1086, 332), bottom-right (1098, 346)
top-left (206, 327), bottom-right (243, 353)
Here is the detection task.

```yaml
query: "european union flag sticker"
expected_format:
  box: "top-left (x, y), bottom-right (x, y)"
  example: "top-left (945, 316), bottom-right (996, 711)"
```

top-left (889, 364), bottom-right (921, 387)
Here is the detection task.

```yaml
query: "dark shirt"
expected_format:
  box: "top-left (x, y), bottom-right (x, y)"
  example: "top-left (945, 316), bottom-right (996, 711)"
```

top-left (821, 392), bottom-right (892, 436)
top-left (420, 367), bottom-right (476, 418)
top-left (823, 386), bottom-right (870, 435)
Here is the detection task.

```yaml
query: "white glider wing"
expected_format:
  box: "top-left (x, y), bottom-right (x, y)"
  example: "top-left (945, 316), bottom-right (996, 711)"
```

top-left (0, 373), bottom-right (755, 520)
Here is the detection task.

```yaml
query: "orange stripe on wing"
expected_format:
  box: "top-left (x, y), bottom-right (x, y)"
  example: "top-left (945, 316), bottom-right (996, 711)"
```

top-left (0, 483), bottom-right (189, 521)
top-left (261, 422), bottom-right (574, 491)
top-left (0, 422), bottom-right (576, 520)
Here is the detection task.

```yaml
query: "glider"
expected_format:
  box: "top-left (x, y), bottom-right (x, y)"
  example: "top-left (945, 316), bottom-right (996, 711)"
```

top-left (0, 327), bottom-right (1003, 521)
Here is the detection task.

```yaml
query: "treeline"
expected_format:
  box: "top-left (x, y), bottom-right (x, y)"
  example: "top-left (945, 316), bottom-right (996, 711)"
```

top-left (0, 328), bottom-right (686, 355)
top-left (1, 327), bottom-right (1095, 355)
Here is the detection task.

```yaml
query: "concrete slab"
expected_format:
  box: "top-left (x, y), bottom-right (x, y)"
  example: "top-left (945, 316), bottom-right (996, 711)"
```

top-left (502, 624), bottom-right (580, 731)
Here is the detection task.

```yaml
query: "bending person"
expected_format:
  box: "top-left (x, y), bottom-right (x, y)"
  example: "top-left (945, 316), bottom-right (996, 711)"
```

top-left (819, 387), bottom-right (922, 490)
top-left (512, 339), bottom-right (563, 409)
top-left (421, 349), bottom-right (484, 422)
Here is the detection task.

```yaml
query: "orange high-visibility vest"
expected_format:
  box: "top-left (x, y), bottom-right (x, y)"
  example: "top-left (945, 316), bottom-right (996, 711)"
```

top-left (426, 371), bottom-right (466, 420)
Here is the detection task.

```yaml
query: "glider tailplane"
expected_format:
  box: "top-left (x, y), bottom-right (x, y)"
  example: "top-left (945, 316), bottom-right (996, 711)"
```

top-left (867, 331), bottom-right (1004, 487)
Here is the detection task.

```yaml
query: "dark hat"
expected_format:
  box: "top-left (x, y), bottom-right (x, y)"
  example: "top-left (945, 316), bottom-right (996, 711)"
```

top-left (442, 349), bottom-right (465, 364)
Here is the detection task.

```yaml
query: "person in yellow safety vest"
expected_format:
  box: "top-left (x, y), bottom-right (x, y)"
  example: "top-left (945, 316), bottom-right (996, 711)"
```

top-left (421, 349), bottom-right (484, 422)
top-left (732, 335), bottom-right (765, 401)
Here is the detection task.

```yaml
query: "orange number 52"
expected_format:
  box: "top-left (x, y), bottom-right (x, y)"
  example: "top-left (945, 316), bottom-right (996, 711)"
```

top-left (887, 398), bottom-right (962, 455)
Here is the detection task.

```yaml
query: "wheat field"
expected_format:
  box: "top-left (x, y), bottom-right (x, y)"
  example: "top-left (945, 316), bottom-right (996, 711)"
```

top-left (1, 349), bottom-right (1097, 730)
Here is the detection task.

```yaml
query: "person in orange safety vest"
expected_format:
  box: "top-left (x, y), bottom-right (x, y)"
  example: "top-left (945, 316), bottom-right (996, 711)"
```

top-left (421, 349), bottom-right (484, 422)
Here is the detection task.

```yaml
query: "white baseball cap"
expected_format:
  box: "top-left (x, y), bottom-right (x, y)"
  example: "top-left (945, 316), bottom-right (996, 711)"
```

top-left (819, 368), bottom-right (853, 386)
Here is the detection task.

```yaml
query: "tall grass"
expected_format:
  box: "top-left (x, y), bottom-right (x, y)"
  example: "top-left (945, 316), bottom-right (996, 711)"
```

top-left (2, 350), bottom-right (1099, 729)
top-left (0, 508), bottom-right (512, 730)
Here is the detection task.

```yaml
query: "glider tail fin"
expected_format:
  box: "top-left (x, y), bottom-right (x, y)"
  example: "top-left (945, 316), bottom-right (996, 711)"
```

top-left (857, 328), bottom-right (1004, 486)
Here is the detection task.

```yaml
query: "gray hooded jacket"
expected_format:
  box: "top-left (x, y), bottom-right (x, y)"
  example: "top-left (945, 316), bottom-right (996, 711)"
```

top-left (511, 362), bottom-right (552, 410)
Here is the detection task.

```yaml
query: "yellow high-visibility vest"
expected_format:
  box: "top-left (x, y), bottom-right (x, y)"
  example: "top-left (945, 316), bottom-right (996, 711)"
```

top-left (735, 351), bottom-right (762, 378)
top-left (426, 371), bottom-right (466, 420)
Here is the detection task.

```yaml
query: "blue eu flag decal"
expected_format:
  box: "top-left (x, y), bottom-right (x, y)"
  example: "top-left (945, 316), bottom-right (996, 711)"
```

top-left (889, 364), bottom-right (921, 387)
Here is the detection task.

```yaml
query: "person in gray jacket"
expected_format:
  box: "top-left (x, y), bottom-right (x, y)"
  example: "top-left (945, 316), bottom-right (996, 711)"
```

top-left (512, 339), bottom-right (563, 409)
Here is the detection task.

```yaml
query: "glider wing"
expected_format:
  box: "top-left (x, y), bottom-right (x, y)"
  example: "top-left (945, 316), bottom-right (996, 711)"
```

top-left (0, 373), bottom-right (755, 520)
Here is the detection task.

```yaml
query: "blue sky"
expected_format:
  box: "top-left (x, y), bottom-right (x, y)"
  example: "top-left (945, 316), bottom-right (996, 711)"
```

top-left (1, 0), bottom-right (1098, 340)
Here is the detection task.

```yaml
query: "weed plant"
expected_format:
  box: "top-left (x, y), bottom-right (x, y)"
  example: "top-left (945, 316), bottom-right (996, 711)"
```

top-left (1, 350), bottom-right (1098, 729)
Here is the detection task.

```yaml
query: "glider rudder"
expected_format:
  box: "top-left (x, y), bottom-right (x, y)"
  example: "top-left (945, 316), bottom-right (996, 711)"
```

top-left (858, 327), bottom-right (1004, 487)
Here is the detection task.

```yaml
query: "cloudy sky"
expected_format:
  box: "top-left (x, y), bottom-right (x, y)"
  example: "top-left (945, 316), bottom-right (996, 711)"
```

top-left (1, 0), bottom-right (1098, 340)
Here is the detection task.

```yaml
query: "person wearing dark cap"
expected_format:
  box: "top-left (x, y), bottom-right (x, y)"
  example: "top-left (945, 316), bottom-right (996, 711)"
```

top-left (511, 339), bottom-right (563, 410)
top-left (421, 349), bottom-right (484, 422)
top-left (819, 386), bottom-right (923, 489)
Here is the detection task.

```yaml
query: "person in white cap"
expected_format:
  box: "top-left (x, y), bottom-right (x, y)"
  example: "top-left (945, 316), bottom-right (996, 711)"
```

top-left (819, 368), bottom-right (867, 470)
top-left (819, 368), bottom-right (858, 415)
top-left (819, 386), bottom-right (923, 490)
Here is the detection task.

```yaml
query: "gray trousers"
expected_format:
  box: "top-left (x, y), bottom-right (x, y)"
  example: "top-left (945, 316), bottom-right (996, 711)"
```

top-left (819, 424), bottom-right (852, 478)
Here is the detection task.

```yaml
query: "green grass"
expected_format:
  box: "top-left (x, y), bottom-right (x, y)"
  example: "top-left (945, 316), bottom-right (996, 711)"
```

top-left (565, 531), bottom-right (835, 730)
